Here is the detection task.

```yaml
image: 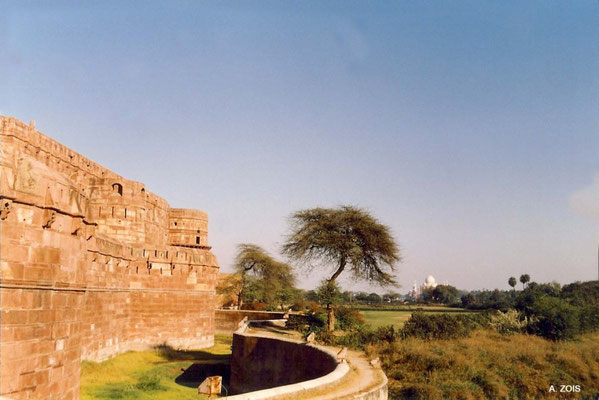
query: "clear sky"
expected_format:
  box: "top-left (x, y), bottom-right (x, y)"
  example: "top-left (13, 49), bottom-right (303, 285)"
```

top-left (2, 1), bottom-right (598, 292)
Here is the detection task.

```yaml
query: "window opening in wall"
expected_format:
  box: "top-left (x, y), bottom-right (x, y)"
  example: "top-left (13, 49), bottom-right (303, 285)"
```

top-left (196, 236), bottom-right (200, 245)
top-left (155, 250), bottom-right (157, 257)
top-left (111, 207), bottom-right (114, 217)
top-left (124, 208), bottom-right (127, 218)
top-left (112, 183), bottom-right (123, 195)
top-left (174, 221), bottom-right (177, 226)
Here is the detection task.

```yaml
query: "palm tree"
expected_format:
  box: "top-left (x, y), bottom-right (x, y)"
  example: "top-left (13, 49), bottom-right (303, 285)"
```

top-left (520, 274), bottom-right (530, 290)
top-left (282, 205), bottom-right (401, 331)
top-left (508, 277), bottom-right (517, 291)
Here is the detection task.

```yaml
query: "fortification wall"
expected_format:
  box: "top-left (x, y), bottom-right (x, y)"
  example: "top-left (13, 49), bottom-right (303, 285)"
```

top-left (0, 117), bottom-right (218, 400)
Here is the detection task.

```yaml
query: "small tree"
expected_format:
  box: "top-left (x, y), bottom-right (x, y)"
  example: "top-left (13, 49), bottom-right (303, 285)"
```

top-left (367, 293), bottom-right (383, 303)
top-left (230, 244), bottom-right (296, 309)
top-left (315, 280), bottom-right (343, 321)
top-left (216, 273), bottom-right (244, 308)
top-left (431, 285), bottom-right (459, 304)
top-left (520, 274), bottom-right (530, 290)
top-left (282, 206), bottom-right (401, 331)
top-left (508, 277), bottom-right (517, 291)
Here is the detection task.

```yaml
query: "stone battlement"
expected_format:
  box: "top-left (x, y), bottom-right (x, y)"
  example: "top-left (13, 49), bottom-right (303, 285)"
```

top-left (0, 116), bottom-right (219, 399)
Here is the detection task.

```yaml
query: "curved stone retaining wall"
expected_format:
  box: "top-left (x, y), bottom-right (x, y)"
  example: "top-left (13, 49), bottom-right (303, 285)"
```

top-left (215, 310), bottom-right (286, 333)
top-left (227, 320), bottom-right (388, 400)
top-left (228, 322), bottom-right (349, 398)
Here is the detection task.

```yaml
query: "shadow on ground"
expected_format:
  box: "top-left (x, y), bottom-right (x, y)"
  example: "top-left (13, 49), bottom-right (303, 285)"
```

top-left (153, 343), bottom-right (230, 362)
top-left (175, 362), bottom-right (231, 389)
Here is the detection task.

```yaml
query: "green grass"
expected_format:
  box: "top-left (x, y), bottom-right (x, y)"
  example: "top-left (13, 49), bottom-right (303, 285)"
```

top-left (81, 335), bottom-right (232, 400)
top-left (362, 310), bottom-right (413, 329)
top-left (362, 308), bottom-right (475, 330)
top-left (354, 304), bottom-right (471, 312)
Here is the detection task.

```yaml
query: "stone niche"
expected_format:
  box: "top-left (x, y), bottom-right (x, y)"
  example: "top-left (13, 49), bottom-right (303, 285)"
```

top-left (0, 116), bottom-right (219, 400)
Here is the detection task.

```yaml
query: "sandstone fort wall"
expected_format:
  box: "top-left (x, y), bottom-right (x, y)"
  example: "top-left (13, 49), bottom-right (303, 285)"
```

top-left (0, 117), bottom-right (218, 399)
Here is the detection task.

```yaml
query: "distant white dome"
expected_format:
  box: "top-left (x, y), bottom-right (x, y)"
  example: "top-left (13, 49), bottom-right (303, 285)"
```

top-left (425, 275), bottom-right (436, 285)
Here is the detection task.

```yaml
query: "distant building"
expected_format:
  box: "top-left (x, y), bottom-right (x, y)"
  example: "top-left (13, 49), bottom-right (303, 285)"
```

top-left (407, 275), bottom-right (439, 300)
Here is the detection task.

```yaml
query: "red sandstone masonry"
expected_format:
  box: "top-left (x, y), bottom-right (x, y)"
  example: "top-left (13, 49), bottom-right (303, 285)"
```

top-left (0, 116), bottom-right (219, 399)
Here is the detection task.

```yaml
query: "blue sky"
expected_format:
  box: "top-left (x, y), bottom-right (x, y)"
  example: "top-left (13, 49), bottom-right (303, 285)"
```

top-left (2, 1), bottom-right (598, 291)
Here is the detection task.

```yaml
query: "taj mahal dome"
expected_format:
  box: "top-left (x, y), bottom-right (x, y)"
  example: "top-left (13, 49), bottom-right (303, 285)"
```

top-left (408, 275), bottom-right (439, 299)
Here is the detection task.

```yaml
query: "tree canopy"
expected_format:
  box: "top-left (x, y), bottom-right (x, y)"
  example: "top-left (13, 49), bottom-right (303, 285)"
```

top-left (281, 205), bottom-right (401, 286)
top-left (282, 205), bottom-right (400, 331)
top-left (227, 243), bottom-right (296, 309)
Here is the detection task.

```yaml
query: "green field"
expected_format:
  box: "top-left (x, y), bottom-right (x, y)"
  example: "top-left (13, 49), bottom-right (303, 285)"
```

top-left (81, 335), bottom-right (232, 400)
top-left (361, 306), bottom-right (473, 329)
top-left (361, 310), bottom-right (413, 329)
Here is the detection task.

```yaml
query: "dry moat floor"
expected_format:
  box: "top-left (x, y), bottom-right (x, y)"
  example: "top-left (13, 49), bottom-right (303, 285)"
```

top-left (80, 335), bottom-right (232, 400)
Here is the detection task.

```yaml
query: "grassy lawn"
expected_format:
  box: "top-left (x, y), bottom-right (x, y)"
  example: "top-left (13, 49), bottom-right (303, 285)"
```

top-left (354, 304), bottom-right (470, 312)
top-left (362, 310), bottom-right (413, 329)
top-left (362, 307), bottom-right (474, 330)
top-left (81, 335), bottom-right (232, 400)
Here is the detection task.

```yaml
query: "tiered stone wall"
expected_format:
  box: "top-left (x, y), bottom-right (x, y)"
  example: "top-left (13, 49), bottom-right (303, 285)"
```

top-left (0, 116), bottom-right (219, 399)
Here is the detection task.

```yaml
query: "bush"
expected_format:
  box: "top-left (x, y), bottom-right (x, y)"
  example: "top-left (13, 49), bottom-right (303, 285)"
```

top-left (579, 303), bottom-right (599, 333)
top-left (306, 301), bottom-right (322, 313)
top-left (315, 329), bottom-right (337, 345)
top-left (290, 300), bottom-right (305, 311)
top-left (401, 312), bottom-right (489, 340)
top-left (561, 281), bottom-right (599, 306)
top-left (335, 307), bottom-right (365, 331)
top-left (336, 326), bottom-right (377, 349)
top-left (488, 309), bottom-right (528, 335)
top-left (242, 301), bottom-right (268, 311)
top-left (376, 325), bottom-right (399, 343)
top-left (527, 296), bottom-right (580, 340)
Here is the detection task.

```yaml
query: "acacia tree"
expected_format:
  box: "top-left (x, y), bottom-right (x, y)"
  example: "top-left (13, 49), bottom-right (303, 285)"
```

top-left (226, 244), bottom-right (296, 309)
top-left (282, 206), bottom-right (401, 331)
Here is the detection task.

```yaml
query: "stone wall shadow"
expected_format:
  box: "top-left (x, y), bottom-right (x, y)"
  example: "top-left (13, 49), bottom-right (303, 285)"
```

top-left (175, 362), bottom-right (231, 389)
top-left (153, 343), bottom-right (229, 362)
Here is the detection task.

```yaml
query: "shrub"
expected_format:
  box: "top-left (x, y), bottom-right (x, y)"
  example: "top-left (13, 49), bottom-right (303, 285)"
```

top-left (290, 300), bottom-right (305, 311)
top-left (527, 296), bottom-right (580, 340)
top-left (335, 307), bottom-right (365, 331)
top-left (561, 281), bottom-right (599, 306)
top-left (578, 303), bottom-right (599, 333)
top-left (242, 301), bottom-right (268, 311)
top-left (306, 301), bottom-right (322, 313)
top-left (402, 312), bottom-right (479, 340)
top-left (336, 326), bottom-right (377, 349)
top-left (488, 309), bottom-right (528, 335)
top-left (376, 325), bottom-right (398, 343)
top-left (315, 329), bottom-right (336, 345)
